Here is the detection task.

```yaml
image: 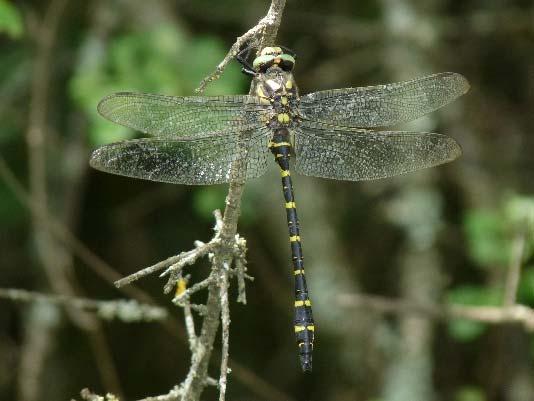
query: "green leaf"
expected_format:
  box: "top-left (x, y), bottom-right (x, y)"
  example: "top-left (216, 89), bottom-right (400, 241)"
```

top-left (505, 195), bottom-right (534, 259)
top-left (0, 182), bottom-right (26, 226)
top-left (192, 186), bottom-right (227, 221)
top-left (464, 209), bottom-right (510, 268)
top-left (455, 387), bottom-right (486, 401)
top-left (518, 266), bottom-right (534, 304)
top-left (0, 0), bottom-right (23, 39)
top-left (447, 285), bottom-right (501, 342)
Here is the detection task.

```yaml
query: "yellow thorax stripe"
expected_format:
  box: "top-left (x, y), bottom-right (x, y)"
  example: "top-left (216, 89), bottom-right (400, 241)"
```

top-left (294, 269), bottom-right (305, 275)
top-left (280, 170), bottom-right (290, 177)
top-left (295, 300), bottom-right (312, 307)
top-left (289, 235), bottom-right (300, 242)
top-left (285, 201), bottom-right (296, 208)
top-left (271, 141), bottom-right (291, 147)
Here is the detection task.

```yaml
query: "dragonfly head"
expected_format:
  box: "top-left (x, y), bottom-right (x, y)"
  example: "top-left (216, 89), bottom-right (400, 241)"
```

top-left (253, 46), bottom-right (295, 73)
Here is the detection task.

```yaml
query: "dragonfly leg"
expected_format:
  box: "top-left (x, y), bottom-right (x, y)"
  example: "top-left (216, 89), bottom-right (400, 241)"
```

top-left (236, 46), bottom-right (257, 77)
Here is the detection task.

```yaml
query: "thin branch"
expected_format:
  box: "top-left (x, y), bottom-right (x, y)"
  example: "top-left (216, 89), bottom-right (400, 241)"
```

top-left (173, 276), bottom-right (216, 305)
top-left (195, 0), bottom-right (286, 93)
top-left (338, 293), bottom-right (534, 332)
top-left (0, 288), bottom-right (167, 323)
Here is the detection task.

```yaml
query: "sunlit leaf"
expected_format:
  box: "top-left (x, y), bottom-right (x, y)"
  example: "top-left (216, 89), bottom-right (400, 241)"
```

top-left (518, 266), bottom-right (534, 304)
top-left (505, 195), bottom-right (534, 259)
top-left (193, 186), bottom-right (227, 221)
top-left (455, 387), bottom-right (486, 401)
top-left (0, 0), bottom-right (23, 39)
top-left (464, 209), bottom-right (510, 268)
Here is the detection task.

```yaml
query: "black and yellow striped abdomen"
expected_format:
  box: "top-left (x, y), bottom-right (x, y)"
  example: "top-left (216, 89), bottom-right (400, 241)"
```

top-left (269, 128), bottom-right (315, 372)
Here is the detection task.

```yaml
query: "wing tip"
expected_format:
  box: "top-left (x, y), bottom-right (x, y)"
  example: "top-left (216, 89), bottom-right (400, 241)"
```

top-left (97, 92), bottom-right (133, 118)
top-left (88, 147), bottom-right (105, 171)
top-left (442, 72), bottom-right (470, 95)
top-left (444, 135), bottom-right (463, 163)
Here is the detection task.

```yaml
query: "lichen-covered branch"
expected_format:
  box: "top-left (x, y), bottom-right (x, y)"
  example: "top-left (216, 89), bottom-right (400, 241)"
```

top-left (0, 288), bottom-right (167, 323)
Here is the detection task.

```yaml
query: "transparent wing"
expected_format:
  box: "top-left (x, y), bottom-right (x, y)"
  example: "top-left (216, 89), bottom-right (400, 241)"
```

top-left (299, 72), bottom-right (469, 128)
top-left (294, 122), bottom-right (461, 181)
top-left (90, 129), bottom-right (271, 185)
top-left (97, 92), bottom-right (266, 137)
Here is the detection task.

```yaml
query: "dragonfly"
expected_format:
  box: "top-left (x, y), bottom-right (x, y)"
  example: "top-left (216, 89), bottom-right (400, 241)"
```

top-left (90, 46), bottom-right (469, 372)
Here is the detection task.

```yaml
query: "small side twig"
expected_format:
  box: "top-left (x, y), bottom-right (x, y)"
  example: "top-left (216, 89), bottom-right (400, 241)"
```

top-left (503, 229), bottom-right (527, 306)
top-left (114, 240), bottom-right (219, 289)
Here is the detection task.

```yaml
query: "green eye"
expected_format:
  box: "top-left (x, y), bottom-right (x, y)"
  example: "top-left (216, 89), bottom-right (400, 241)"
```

top-left (253, 55), bottom-right (275, 71)
top-left (279, 54), bottom-right (295, 65)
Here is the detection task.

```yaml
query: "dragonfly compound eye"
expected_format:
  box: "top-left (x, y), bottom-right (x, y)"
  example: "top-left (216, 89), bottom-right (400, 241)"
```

top-left (253, 55), bottom-right (275, 72)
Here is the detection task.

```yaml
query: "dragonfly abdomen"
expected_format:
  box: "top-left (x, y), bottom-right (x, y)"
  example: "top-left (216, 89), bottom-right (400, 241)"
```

top-left (269, 127), bottom-right (315, 372)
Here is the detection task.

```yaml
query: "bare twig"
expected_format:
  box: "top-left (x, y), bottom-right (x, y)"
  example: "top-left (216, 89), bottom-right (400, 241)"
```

top-left (113, 240), bottom-right (219, 289)
top-left (173, 276), bottom-right (216, 305)
top-left (338, 293), bottom-right (534, 332)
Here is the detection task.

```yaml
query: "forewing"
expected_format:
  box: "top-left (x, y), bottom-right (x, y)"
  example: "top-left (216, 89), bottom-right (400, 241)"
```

top-left (90, 130), bottom-right (271, 185)
top-left (300, 72), bottom-right (469, 128)
top-left (294, 123), bottom-right (461, 181)
top-left (98, 93), bottom-right (265, 137)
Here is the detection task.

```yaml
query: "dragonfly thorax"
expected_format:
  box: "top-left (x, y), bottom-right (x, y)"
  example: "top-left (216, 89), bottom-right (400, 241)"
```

top-left (252, 65), bottom-right (300, 129)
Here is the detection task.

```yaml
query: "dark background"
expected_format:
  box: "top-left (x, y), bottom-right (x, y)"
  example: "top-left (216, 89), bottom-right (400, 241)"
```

top-left (1, 0), bottom-right (534, 400)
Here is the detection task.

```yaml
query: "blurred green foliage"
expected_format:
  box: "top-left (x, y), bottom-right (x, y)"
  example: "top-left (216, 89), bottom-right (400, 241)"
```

top-left (69, 23), bottom-right (249, 221)
top-left (70, 24), bottom-right (246, 146)
top-left (446, 285), bottom-right (501, 342)
top-left (464, 208), bottom-right (511, 268)
top-left (448, 195), bottom-right (534, 342)
top-left (455, 387), bottom-right (486, 401)
top-left (0, 0), bottom-right (23, 39)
